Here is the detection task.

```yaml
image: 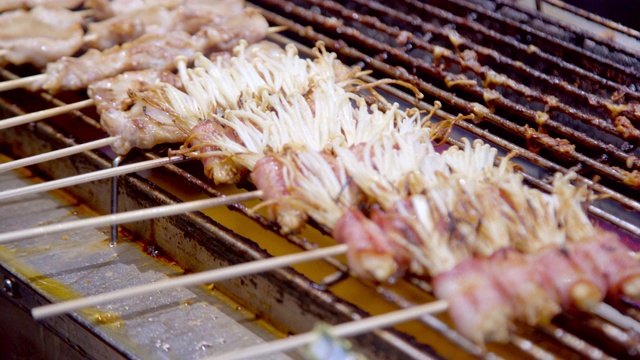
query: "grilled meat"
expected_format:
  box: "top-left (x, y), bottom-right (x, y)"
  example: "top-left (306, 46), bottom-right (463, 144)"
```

top-left (29, 8), bottom-right (268, 93)
top-left (84, 0), bottom-right (241, 20)
top-left (0, 0), bottom-right (84, 12)
top-left (0, 6), bottom-right (84, 67)
top-left (84, 0), bottom-right (244, 50)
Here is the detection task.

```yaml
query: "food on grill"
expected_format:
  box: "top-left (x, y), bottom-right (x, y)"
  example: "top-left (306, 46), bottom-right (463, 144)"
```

top-left (29, 8), bottom-right (268, 93)
top-left (0, 6), bottom-right (84, 67)
top-left (0, 0), bottom-right (84, 12)
top-left (291, 132), bottom-right (640, 344)
top-left (88, 69), bottom-right (194, 155)
top-left (84, 0), bottom-right (244, 50)
top-left (179, 65), bottom-right (409, 231)
top-left (87, 40), bottom-right (357, 155)
top-left (182, 69), bottom-right (639, 343)
top-left (84, 0), bottom-right (239, 20)
top-left (177, 46), bottom-right (364, 175)
top-left (2, 0), bottom-right (639, 357)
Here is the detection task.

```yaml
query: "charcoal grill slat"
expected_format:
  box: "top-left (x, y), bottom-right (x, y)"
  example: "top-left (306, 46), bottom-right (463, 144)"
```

top-left (495, 0), bottom-right (640, 62)
top-left (420, 0), bottom-right (640, 82)
top-left (347, 0), bottom-right (640, 129)
top-left (539, 0), bottom-right (640, 44)
top-left (307, 0), bottom-right (640, 177)
top-left (399, 0), bottom-right (640, 101)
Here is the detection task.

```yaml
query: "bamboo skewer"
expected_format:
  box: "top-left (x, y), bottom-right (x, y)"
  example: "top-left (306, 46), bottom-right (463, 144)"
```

top-left (0, 155), bottom-right (189, 201)
top-left (0, 73), bottom-right (45, 93)
top-left (0, 190), bottom-right (263, 244)
top-left (213, 300), bottom-right (450, 360)
top-left (0, 98), bottom-right (94, 130)
top-left (32, 240), bottom-right (344, 320)
top-left (593, 302), bottom-right (640, 333)
top-left (0, 136), bottom-right (117, 173)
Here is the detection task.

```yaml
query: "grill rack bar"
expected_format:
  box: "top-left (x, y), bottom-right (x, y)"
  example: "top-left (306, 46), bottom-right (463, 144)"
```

top-left (538, 0), bottom-right (640, 45)
top-left (346, 0), bottom-right (640, 139)
top-left (420, 0), bottom-right (640, 84)
top-left (395, 0), bottom-right (640, 102)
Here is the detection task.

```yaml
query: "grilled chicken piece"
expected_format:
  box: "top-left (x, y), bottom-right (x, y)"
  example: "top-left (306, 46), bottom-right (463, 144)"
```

top-left (0, 0), bottom-right (84, 12)
top-left (0, 6), bottom-right (84, 67)
top-left (31, 8), bottom-right (268, 93)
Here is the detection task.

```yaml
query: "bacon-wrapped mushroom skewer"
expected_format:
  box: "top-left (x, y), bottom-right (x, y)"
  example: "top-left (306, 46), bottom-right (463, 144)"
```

top-left (0, 40), bottom-right (369, 197)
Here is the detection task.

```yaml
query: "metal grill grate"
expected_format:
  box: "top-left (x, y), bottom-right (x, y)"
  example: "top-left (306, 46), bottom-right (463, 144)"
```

top-left (1, 0), bottom-right (640, 359)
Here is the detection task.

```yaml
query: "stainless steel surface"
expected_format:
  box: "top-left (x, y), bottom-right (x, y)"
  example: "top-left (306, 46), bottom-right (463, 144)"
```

top-left (0, 166), bottom-right (293, 360)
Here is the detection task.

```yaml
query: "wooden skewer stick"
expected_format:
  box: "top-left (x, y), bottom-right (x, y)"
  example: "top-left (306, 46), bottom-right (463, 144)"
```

top-left (216, 300), bottom-right (640, 360)
top-left (213, 300), bottom-right (449, 360)
top-left (592, 302), bottom-right (640, 334)
top-left (0, 137), bottom-right (117, 174)
top-left (32, 240), bottom-right (343, 320)
top-left (21, 199), bottom-right (640, 343)
top-left (0, 98), bottom-right (94, 130)
top-left (0, 73), bottom-right (46, 93)
top-left (0, 155), bottom-right (189, 201)
top-left (0, 190), bottom-right (263, 245)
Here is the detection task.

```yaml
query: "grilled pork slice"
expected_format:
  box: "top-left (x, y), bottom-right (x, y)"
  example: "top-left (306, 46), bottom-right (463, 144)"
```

top-left (84, 0), bottom-right (244, 50)
top-left (251, 155), bottom-right (308, 234)
top-left (88, 69), bottom-right (198, 155)
top-left (31, 8), bottom-right (268, 93)
top-left (333, 208), bottom-right (399, 282)
top-left (0, 6), bottom-right (84, 67)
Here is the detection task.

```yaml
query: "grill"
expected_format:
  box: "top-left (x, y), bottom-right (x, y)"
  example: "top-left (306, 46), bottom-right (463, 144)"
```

top-left (1, 0), bottom-right (640, 359)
